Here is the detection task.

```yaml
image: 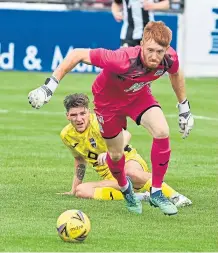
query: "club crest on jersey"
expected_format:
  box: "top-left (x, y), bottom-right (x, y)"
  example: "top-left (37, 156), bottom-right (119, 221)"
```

top-left (124, 81), bottom-right (151, 93)
top-left (89, 138), bottom-right (97, 148)
top-left (154, 69), bottom-right (164, 76)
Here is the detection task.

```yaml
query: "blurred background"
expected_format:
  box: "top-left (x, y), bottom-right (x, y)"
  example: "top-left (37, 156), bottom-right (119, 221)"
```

top-left (0, 0), bottom-right (217, 77)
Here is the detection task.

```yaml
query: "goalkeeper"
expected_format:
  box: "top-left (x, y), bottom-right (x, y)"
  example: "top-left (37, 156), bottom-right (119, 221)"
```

top-left (59, 93), bottom-right (192, 207)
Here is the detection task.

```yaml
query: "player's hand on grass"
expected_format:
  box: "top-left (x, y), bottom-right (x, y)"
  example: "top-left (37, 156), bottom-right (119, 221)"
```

top-left (97, 153), bottom-right (107, 166)
top-left (28, 77), bottom-right (58, 109)
top-left (177, 99), bottom-right (194, 139)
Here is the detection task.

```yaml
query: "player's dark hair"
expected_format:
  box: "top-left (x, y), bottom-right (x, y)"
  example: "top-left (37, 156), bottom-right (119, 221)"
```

top-left (64, 93), bottom-right (90, 112)
top-left (142, 21), bottom-right (172, 47)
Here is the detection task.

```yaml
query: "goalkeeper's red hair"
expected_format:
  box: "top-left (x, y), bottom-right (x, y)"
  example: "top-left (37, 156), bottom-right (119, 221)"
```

top-left (142, 21), bottom-right (172, 47)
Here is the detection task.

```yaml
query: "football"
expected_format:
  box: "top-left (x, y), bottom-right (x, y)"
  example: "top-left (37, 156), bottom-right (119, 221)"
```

top-left (57, 209), bottom-right (91, 242)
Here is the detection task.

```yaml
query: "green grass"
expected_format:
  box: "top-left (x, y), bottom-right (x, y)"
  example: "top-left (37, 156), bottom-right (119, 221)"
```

top-left (0, 72), bottom-right (217, 252)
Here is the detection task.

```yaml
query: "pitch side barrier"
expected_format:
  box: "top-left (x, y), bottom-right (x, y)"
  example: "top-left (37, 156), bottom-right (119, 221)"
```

top-left (0, 3), bottom-right (179, 73)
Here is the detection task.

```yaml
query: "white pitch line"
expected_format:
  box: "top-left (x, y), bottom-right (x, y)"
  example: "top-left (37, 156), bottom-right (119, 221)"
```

top-left (0, 109), bottom-right (217, 121)
top-left (167, 114), bottom-right (218, 121)
top-left (0, 109), bottom-right (9, 113)
top-left (19, 110), bottom-right (65, 115)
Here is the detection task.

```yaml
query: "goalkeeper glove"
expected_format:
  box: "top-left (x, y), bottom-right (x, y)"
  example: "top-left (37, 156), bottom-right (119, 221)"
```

top-left (28, 76), bottom-right (59, 109)
top-left (177, 99), bottom-right (194, 139)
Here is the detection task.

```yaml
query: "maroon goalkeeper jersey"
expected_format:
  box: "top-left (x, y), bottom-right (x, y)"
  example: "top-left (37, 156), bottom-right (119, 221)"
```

top-left (90, 46), bottom-right (179, 107)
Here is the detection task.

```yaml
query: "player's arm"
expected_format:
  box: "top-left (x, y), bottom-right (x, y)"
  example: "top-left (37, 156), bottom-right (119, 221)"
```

top-left (28, 48), bottom-right (91, 109)
top-left (111, 0), bottom-right (123, 22)
top-left (53, 49), bottom-right (91, 82)
top-left (71, 156), bottom-right (87, 195)
top-left (59, 135), bottom-right (87, 195)
top-left (166, 47), bottom-right (185, 102)
top-left (169, 68), bottom-right (186, 103)
top-left (53, 47), bottom-right (128, 80)
top-left (168, 67), bottom-right (194, 139)
top-left (59, 155), bottom-right (87, 196)
top-left (144, 0), bottom-right (169, 11)
top-left (28, 48), bottom-right (128, 109)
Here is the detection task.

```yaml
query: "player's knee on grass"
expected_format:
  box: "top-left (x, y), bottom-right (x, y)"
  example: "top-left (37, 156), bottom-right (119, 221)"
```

top-left (75, 184), bottom-right (94, 199)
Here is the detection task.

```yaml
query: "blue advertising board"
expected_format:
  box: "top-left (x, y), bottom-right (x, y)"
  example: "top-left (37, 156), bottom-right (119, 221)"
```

top-left (0, 9), bottom-right (178, 72)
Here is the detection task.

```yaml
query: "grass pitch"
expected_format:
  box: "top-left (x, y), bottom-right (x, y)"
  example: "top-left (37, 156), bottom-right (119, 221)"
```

top-left (0, 72), bottom-right (217, 252)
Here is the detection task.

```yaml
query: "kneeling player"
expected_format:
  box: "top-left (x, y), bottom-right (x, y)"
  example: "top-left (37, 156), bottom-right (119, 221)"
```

top-left (60, 93), bottom-right (192, 207)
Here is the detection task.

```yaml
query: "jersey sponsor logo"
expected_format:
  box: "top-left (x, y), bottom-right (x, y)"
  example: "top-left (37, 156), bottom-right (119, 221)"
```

top-left (89, 138), bottom-right (97, 148)
top-left (88, 151), bottom-right (98, 160)
top-left (154, 69), bottom-right (164, 76)
top-left (124, 81), bottom-right (151, 92)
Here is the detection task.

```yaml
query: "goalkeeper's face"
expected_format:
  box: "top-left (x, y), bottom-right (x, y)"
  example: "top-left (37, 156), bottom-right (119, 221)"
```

top-left (140, 39), bottom-right (168, 69)
top-left (67, 107), bottom-right (90, 133)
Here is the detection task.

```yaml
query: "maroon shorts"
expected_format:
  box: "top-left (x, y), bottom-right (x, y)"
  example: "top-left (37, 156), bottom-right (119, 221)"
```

top-left (94, 89), bottom-right (160, 138)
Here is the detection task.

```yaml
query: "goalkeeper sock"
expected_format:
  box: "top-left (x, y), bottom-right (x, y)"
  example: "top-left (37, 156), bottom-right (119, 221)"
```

top-left (151, 137), bottom-right (171, 188)
top-left (106, 153), bottom-right (127, 187)
top-left (94, 187), bottom-right (123, 200)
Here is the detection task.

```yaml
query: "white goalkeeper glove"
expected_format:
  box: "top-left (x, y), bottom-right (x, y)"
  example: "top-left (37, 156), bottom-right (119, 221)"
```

top-left (28, 76), bottom-right (59, 109)
top-left (177, 99), bottom-right (194, 139)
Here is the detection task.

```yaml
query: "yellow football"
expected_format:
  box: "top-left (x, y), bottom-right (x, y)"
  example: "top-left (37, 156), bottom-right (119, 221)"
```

top-left (57, 209), bottom-right (91, 242)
